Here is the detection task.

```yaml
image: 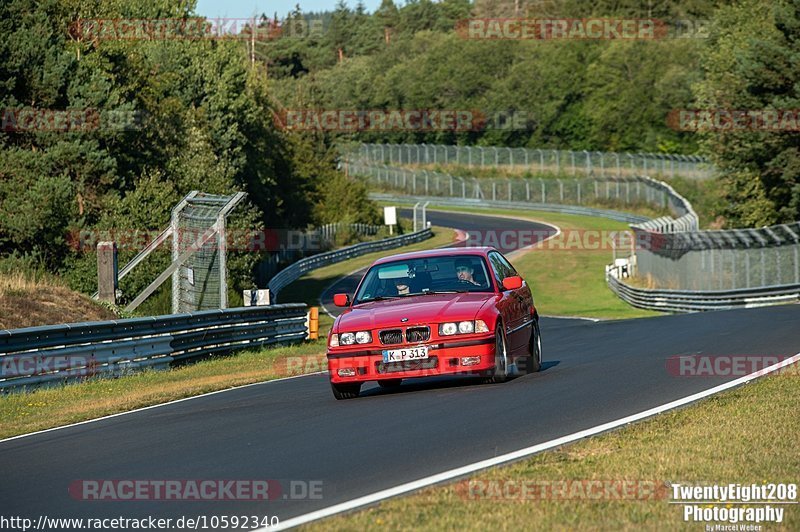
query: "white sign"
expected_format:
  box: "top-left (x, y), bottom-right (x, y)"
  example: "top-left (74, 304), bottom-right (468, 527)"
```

top-left (186, 266), bottom-right (194, 286)
top-left (243, 289), bottom-right (270, 306)
top-left (384, 206), bottom-right (397, 226)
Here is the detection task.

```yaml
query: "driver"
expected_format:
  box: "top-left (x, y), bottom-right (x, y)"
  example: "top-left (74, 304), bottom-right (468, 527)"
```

top-left (394, 277), bottom-right (410, 295)
top-left (454, 258), bottom-right (480, 286)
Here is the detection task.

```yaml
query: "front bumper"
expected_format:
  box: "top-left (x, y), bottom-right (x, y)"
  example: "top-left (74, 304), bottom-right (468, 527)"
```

top-left (327, 334), bottom-right (496, 384)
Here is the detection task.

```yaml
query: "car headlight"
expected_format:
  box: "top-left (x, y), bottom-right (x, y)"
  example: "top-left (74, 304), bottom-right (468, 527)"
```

top-left (337, 331), bottom-right (371, 346)
top-left (440, 321), bottom-right (489, 336)
top-left (329, 333), bottom-right (339, 347)
top-left (439, 322), bottom-right (458, 336)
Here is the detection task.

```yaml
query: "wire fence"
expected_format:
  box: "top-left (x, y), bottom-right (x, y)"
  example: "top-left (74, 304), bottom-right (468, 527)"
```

top-left (346, 160), bottom-right (697, 229)
top-left (345, 145), bottom-right (799, 305)
top-left (630, 223), bottom-right (800, 291)
top-left (347, 143), bottom-right (715, 180)
top-left (170, 192), bottom-right (244, 313)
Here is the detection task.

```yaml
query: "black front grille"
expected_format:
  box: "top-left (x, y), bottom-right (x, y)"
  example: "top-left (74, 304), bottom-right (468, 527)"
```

top-left (380, 329), bottom-right (403, 345)
top-left (405, 326), bottom-right (430, 343)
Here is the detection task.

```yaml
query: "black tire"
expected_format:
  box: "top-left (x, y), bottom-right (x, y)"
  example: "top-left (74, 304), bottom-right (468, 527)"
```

top-left (526, 318), bottom-right (542, 374)
top-left (331, 381), bottom-right (361, 400)
top-left (378, 378), bottom-right (402, 388)
top-left (483, 326), bottom-right (510, 384)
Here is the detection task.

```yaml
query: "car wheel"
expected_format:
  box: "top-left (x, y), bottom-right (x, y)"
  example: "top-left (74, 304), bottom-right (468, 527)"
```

top-left (526, 319), bottom-right (542, 374)
top-left (483, 326), bottom-right (510, 384)
top-left (378, 378), bottom-right (402, 388)
top-left (331, 381), bottom-right (361, 400)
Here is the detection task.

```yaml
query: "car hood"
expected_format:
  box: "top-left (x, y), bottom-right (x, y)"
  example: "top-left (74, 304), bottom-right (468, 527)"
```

top-left (335, 292), bottom-right (497, 331)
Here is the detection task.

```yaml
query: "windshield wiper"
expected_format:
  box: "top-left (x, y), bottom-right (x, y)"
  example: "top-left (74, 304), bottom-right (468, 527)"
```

top-left (418, 290), bottom-right (467, 295)
top-left (355, 296), bottom-right (400, 304)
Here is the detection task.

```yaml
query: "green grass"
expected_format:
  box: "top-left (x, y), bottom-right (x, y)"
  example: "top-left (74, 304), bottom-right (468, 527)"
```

top-left (416, 206), bottom-right (659, 320)
top-left (307, 366), bottom-right (800, 531)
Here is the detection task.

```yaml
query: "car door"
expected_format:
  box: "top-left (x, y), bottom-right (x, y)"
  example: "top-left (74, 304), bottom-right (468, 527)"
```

top-left (489, 251), bottom-right (532, 356)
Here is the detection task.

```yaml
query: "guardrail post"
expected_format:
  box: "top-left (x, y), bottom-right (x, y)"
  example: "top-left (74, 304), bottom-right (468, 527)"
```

top-left (97, 241), bottom-right (118, 304)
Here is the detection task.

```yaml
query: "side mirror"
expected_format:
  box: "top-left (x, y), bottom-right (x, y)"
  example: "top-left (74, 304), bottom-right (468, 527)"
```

top-left (333, 294), bottom-right (351, 307)
top-left (502, 276), bottom-right (523, 291)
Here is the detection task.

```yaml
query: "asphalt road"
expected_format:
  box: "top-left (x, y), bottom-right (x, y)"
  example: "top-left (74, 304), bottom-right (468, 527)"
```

top-left (2, 210), bottom-right (798, 529)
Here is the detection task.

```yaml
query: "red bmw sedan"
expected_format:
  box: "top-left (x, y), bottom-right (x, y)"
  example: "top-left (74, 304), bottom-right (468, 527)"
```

top-left (326, 247), bottom-right (542, 399)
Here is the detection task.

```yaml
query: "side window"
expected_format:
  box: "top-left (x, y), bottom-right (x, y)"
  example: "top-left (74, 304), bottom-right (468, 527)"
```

top-left (487, 252), bottom-right (508, 287)
top-left (496, 253), bottom-right (518, 277)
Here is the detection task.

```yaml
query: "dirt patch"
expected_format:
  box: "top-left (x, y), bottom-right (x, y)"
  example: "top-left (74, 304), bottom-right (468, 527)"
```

top-left (0, 277), bottom-right (116, 330)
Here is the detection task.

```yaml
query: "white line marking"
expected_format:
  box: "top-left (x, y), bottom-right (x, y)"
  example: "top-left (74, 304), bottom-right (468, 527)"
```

top-left (0, 371), bottom-right (326, 444)
top-left (264, 352), bottom-right (800, 531)
top-left (541, 315), bottom-right (602, 322)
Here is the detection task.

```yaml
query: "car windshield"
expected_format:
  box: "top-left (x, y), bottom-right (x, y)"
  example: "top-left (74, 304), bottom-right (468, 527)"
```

top-left (353, 255), bottom-right (493, 304)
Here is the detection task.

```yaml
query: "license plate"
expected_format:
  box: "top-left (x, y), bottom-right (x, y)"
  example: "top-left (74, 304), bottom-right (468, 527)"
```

top-left (382, 346), bottom-right (429, 363)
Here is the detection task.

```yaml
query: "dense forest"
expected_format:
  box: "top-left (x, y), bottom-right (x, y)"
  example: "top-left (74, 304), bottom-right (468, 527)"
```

top-left (1, 0), bottom-right (798, 305)
top-left (0, 0), bottom-right (377, 306)
top-left (262, 0), bottom-right (799, 226)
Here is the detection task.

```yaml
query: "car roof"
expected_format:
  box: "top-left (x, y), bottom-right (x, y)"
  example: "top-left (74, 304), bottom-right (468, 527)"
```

top-left (371, 246), bottom-right (497, 266)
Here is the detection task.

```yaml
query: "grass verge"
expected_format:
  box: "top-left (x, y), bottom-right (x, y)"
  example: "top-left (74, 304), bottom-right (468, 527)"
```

top-left (418, 205), bottom-right (659, 320)
top-left (306, 366), bottom-right (800, 531)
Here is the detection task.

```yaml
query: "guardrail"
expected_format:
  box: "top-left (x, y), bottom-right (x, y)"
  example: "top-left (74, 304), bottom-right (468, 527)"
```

top-left (369, 193), bottom-right (650, 225)
top-left (0, 304), bottom-right (308, 391)
top-left (606, 274), bottom-right (800, 313)
top-left (268, 228), bottom-right (433, 302)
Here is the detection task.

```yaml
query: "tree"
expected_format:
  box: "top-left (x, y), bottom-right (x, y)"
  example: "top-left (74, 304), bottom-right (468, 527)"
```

top-left (694, 0), bottom-right (800, 226)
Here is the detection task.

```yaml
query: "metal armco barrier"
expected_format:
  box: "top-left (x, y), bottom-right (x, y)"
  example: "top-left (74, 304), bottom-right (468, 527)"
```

top-left (369, 193), bottom-right (650, 225)
top-left (268, 228), bottom-right (433, 302)
top-left (0, 304), bottom-right (308, 391)
top-left (606, 275), bottom-right (800, 313)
